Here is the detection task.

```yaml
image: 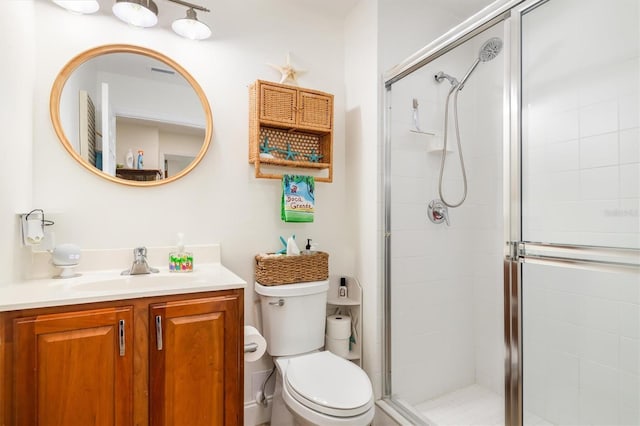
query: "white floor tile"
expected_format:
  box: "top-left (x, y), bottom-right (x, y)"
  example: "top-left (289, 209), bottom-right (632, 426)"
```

top-left (414, 384), bottom-right (552, 426)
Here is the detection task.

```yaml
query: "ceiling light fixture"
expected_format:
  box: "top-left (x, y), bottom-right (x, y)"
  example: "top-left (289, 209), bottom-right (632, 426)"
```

top-left (112, 0), bottom-right (159, 28)
top-left (52, 0), bottom-right (100, 14)
top-left (52, 0), bottom-right (212, 40)
top-left (171, 7), bottom-right (211, 40)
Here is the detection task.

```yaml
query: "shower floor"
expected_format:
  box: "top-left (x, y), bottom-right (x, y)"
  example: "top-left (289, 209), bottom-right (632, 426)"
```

top-left (415, 384), bottom-right (551, 426)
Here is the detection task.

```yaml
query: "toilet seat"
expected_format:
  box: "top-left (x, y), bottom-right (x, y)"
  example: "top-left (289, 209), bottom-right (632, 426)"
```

top-left (283, 351), bottom-right (373, 418)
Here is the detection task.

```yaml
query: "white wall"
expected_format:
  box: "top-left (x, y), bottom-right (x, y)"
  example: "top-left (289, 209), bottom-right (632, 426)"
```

top-left (3, 0), bottom-right (355, 412)
top-left (378, 0), bottom-right (478, 73)
top-left (97, 70), bottom-right (205, 127)
top-left (115, 123), bottom-right (202, 171)
top-left (115, 121), bottom-right (160, 169)
top-left (344, 0), bottom-right (381, 398)
top-left (0, 1), bottom-right (36, 284)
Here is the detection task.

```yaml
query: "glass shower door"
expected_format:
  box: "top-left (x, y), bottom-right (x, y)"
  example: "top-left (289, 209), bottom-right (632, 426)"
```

top-left (518, 0), bottom-right (640, 425)
top-left (385, 20), bottom-right (507, 425)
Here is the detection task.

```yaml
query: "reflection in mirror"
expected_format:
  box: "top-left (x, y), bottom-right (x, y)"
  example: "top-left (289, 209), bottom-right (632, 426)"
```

top-left (51, 45), bottom-right (212, 186)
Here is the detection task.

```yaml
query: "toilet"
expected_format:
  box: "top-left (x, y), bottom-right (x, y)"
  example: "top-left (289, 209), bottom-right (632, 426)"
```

top-left (255, 280), bottom-right (375, 426)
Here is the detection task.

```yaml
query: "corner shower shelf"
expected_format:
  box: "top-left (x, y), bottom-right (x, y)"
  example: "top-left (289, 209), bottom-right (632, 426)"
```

top-left (409, 130), bottom-right (454, 154)
top-left (326, 276), bottom-right (362, 365)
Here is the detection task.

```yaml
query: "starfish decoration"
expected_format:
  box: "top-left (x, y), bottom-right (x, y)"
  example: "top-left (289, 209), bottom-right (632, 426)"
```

top-left (306, 149), bottom-right (323, 162)
top-left (279, 143), bottom-right (299, 160)
top-left (259, 136), bottom-right (277, 154)
top-left (267, 52), bottom-right (306, 85)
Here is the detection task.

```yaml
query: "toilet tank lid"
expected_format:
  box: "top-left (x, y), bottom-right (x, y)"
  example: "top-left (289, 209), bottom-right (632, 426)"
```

top-left (255, 280), bottom-right (329, 297)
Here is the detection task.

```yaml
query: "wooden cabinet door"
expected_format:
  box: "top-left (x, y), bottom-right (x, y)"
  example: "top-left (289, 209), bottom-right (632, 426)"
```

top-left (149, 294), bottom-right (241, 426)
top-left (259, 83), bottom-right (297, 125)
top-left (13, 306), bottom-right (134, 426)
top-left (298, 90), bottom-right (332, 130)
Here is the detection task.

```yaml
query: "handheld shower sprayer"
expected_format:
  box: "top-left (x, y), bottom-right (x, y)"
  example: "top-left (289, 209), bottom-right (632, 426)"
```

top-left (433, 37), bottom-right (503, 208)
top-left (457, 37), bottom-right (503, 90)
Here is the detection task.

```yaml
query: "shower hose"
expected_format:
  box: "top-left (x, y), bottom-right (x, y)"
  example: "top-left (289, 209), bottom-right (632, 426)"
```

top-left (438, 84), bottom-right (468, 208)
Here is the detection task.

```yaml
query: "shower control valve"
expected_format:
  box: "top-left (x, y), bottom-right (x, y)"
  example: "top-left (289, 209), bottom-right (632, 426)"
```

top-left (428, 199), bottom-right (450, 226)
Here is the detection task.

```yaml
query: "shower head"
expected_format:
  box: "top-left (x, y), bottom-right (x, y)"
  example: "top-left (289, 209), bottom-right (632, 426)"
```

top-left (457, 37), bottom-right (503, 90)
top-left (478, 37), bottom-right (503, 62)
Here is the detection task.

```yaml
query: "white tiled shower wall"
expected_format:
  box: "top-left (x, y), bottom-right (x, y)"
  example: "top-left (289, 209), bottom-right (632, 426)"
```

top-left (521, 1), bottom-right (639, 425)
top-left (389, 22), bottom-right (505, 405)
top-left (523, 266), bottom-right (639, 425)
top-left (522, 0), bottom-right (640, 248)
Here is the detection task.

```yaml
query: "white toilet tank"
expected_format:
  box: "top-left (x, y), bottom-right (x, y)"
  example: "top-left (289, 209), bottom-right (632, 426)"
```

top-left (255, 280), bottom-right (329, 356)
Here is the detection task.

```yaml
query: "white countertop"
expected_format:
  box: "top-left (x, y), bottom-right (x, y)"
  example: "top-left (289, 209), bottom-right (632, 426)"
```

top-left (0, 263), bottom-right (246, 312)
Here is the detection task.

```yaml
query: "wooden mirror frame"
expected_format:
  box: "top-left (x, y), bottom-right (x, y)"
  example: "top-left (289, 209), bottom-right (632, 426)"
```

top-left (50, 44), bottom-right (213, 187)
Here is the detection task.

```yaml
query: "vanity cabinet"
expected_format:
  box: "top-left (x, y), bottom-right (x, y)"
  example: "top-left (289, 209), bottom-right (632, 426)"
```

top-left (13, 306), bottom-right (134, 426)
top-left (149, 295), bottom-right (241, 426)
top-left (249, 79), bottom-right (334, 182)
top-left (0, 289), bottom-right (243, 426)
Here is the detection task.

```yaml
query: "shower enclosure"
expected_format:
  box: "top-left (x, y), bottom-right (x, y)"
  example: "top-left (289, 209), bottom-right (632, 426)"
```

top-left (382, 1), bottom-right (640, 425)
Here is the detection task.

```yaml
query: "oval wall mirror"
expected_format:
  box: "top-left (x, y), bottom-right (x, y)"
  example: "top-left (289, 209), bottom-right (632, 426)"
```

top-left (50, 44), bottom-right (212, 187)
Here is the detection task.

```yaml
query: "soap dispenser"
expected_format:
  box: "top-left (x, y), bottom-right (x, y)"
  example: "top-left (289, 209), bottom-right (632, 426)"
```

top-left (169, 232), bottom-right (193, 272)
top-left (303, 238), bottom-right (313, 254)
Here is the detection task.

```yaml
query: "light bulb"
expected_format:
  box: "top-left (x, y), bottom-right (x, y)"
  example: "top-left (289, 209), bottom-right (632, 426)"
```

top-left (112, 0), bottom-right (158, 28)
top-left (52, 0), bottom-right (100, 14)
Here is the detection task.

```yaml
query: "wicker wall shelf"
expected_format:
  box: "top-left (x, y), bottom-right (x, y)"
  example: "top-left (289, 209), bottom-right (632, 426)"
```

top-left (249, 80), bottom-right (334, 182)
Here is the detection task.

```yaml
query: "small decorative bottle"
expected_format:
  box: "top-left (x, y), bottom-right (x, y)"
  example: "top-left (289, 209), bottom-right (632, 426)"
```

top-left (125, 149), bottom-right (134, 168)
top-left (169, 232), bottom-right (193, 272)
top-left (136, 150), bottom-right (144, 169)
top-left (338, 277), bottom-right (348, 298)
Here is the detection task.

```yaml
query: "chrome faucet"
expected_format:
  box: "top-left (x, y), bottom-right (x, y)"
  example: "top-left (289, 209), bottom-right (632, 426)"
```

top-left (121, 247), bottom-right (159, 275)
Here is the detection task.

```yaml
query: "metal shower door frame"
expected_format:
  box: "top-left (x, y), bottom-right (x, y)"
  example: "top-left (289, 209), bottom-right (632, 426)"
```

top-left (383, 0), bottom-right (640, 423)
top-left (507, 1), bottom-right (640, 424)
top-left (381, 0), bottom-right (530, 424)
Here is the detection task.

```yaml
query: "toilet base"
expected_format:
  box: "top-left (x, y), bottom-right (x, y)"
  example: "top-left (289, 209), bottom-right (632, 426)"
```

top-left (270, 367), bottom-right (374, 426)
top-left (271, 373), bottom-right (297, 426)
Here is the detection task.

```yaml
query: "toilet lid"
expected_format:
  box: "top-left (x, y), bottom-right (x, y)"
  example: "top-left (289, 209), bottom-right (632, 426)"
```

top-left (284, 351), bottom-right (373, 417)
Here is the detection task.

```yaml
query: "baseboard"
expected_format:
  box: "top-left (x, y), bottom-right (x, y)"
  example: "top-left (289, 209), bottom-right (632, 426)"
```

top-left (244, 397), bottom-right (273, 426)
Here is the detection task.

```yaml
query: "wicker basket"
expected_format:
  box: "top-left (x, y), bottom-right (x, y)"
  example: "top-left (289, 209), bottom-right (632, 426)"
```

top-left (254, 252), bottom-right (329, 285)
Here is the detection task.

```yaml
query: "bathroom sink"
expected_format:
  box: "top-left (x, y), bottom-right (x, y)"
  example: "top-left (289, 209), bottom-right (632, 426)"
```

top-left (0, 245), bottom-right (246, 312)
top-left (64, 268), bottom-right (209, 293)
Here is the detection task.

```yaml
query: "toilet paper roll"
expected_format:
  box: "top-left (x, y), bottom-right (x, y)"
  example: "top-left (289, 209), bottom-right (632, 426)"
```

top-left (326, 314), bottom-right (351, 340)
top-left (244, 325), bottom-right (267, 362)
top-left (326, 336), bottom-right (350, 358)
